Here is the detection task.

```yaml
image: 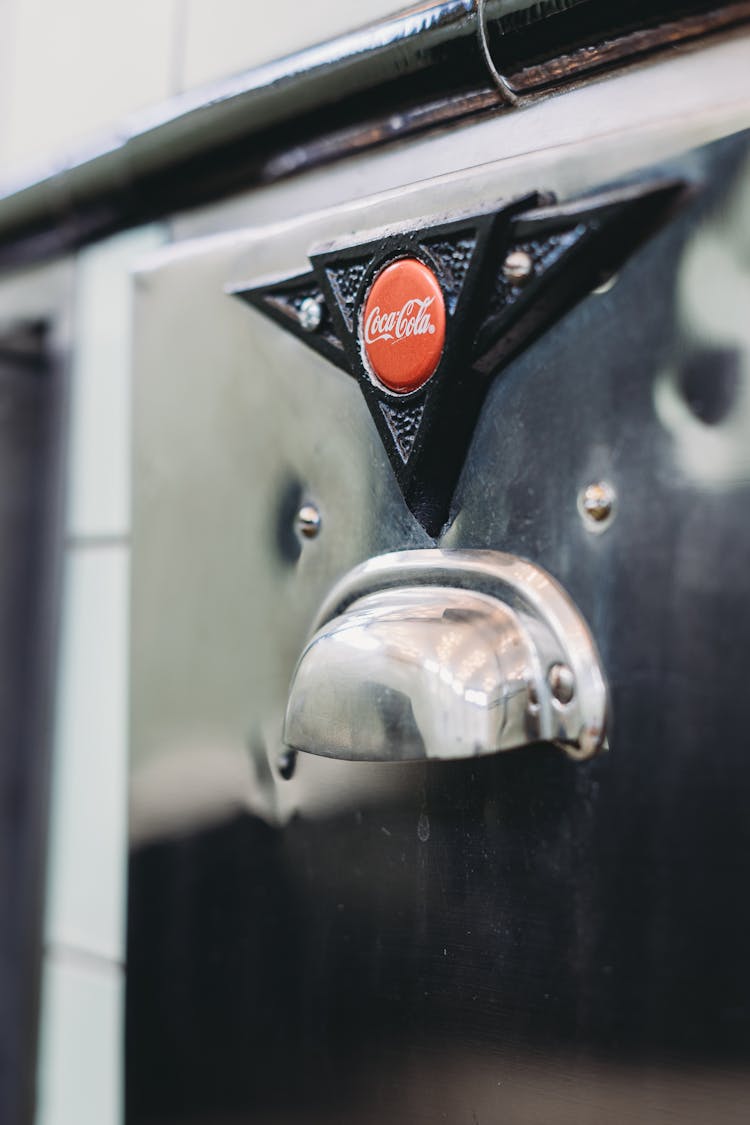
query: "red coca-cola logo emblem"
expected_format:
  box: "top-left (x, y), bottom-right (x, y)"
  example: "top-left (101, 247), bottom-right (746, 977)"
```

top-left (361, 258), bottom-right (446, 393)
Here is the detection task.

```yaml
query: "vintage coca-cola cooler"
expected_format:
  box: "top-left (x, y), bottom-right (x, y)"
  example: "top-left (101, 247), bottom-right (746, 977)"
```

top-left (3, 3), bottom-right (750, 1124)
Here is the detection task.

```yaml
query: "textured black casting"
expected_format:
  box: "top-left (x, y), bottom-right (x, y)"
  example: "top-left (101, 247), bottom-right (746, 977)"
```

top-left (234, 177), bottom-right (684, 535)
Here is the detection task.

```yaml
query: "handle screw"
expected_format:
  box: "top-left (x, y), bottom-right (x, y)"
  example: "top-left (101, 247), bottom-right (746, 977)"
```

top-left (548, 662), bottom-right (575, 705)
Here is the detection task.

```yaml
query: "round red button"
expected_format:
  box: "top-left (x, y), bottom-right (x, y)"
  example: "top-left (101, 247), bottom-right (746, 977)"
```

top-left (361, 258), bottom-right (446, 393)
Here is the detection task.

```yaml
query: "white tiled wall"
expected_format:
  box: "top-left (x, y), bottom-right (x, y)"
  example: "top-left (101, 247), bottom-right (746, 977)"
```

top-left (36, 225), bottom-right (166, 1125)
top-left (66, 227), bottom-right (165, 539)
top-left (36, 954), bottom-right (123, 1125)
top-left (45, 546), bottom-right (130, 964)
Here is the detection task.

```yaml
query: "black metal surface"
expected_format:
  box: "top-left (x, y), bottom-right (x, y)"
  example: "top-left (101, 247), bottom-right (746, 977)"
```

top-left (236, 178), bottom-right (681, 535)
top-left (127, 131), bottom-right (750, 1123)
top-left (0, 322), bottom-right (65, 1125)
top-left (484, 0), bottom-right (729, 74)
top-left (0, 0), bottom-right (745, 271)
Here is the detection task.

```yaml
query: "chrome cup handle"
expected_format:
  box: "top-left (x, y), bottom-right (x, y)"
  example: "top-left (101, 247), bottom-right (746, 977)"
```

top-left (283, 549), bottom-right (608, 763)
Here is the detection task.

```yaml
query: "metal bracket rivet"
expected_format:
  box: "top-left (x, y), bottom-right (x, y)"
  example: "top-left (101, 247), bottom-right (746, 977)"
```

top-left (299, 297), bottom-right (322, 332)
top-left (502, 249), bottom-right (534, 284)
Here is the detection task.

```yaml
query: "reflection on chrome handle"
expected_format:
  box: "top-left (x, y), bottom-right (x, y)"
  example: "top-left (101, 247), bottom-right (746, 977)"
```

top-left (284, 550), bottom-right (607, 763)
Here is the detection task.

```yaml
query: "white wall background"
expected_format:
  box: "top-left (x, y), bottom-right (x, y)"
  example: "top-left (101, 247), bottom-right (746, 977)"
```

top-left (0, 0), bottom-right (402, 184)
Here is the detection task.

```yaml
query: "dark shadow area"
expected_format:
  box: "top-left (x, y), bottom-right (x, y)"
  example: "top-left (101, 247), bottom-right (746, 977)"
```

top-left (0, 320), bottom-right (64, 1125)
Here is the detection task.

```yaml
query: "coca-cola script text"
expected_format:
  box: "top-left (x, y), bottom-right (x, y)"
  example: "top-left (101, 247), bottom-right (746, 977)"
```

top-left (364, 297), bottom-right (436, 345)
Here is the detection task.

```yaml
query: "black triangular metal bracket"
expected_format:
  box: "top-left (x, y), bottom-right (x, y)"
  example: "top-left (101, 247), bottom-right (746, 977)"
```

top-left (231, 176), bottom-right (684, 536)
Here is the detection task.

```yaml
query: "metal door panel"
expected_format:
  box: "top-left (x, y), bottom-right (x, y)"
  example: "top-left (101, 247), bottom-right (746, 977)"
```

top-left (127, 128), bottom-right (750, 1123)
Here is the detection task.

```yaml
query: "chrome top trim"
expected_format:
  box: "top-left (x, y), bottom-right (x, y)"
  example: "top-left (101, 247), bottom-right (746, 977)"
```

top-left (0, 0), bottom-right (745, 269)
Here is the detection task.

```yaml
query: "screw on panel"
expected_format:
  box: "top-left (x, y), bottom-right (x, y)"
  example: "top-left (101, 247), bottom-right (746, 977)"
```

top-left (299, 297), bottom-right (322, 332)
top-left (579, 481), bottom-right (616, 530)
top-left (502, 249), bottom-right (534, 284)
top-left (295, 503), bottom-right (321, 540)
top-left (548, 663), bottom-right (575, 705)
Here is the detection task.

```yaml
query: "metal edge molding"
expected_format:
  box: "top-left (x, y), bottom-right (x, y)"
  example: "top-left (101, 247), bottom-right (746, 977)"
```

top-left (0, 0), bottom-right (747, 270)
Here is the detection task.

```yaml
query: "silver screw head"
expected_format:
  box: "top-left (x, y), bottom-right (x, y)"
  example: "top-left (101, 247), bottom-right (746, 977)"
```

top-left (548, 662), bottom-right (575, 705)
top-left (579, 481), bottom-right (616, 527)
top-left (502, 249), bottom-right (534, 284)
top-left (296, 503), bottom-right (321, 539)
top-left (299, 297), bottom-right (322, 332)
